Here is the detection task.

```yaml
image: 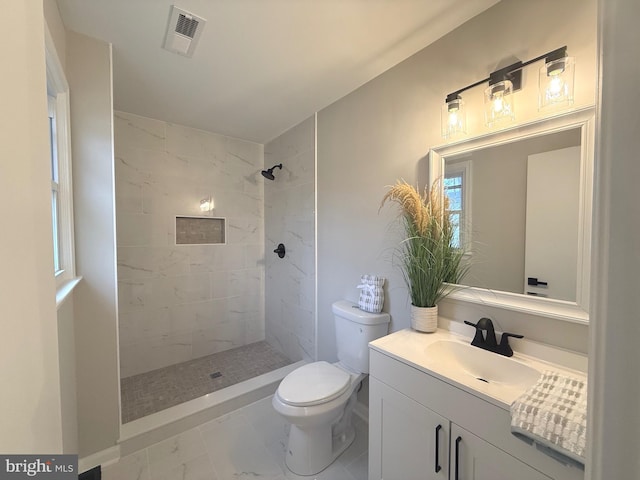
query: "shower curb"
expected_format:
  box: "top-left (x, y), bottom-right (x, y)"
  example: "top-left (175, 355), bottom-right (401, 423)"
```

top-left (118, 361), bottom-right (305, 456)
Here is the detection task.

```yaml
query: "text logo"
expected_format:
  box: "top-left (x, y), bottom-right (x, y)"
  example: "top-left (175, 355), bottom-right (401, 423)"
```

top-left (0, 456), bottom-right (77, 479)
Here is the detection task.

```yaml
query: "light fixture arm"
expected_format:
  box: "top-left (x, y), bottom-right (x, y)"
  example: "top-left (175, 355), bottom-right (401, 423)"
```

top-left (444, 46), bottom-right (568, 101)
top-left (520, 46), bottom-right (567, 70)
top-left (441, 45), bottom-right (572, 138)
top-left (446, 77), bottom-right (490, 103)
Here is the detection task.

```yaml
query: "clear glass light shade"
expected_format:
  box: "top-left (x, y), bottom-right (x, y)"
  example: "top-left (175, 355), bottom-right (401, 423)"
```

top-left (441, 97), bottom-right (466, 139)
top-left (539, 56), bottom-right (575, 109)
top-left (484, 80), bottom-right (515, 127)
top-left (440, 98), bottom-right (467, 138)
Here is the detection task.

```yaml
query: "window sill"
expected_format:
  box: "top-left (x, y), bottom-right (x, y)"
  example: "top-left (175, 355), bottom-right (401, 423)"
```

top-left (56, 276), bottom-right (82, 310)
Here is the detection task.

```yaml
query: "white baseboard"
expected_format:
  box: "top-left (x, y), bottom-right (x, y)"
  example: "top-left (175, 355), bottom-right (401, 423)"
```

top-left (78, 445), bottom-right (120, 474)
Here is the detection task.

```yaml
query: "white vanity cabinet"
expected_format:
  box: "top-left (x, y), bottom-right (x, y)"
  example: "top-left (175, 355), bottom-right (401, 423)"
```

top-left (368, 347), bottom-right (584, 480)
top-left (370, 377), bottom-right (450, 479)
top-left (449, 424), bottom-right (550, 480)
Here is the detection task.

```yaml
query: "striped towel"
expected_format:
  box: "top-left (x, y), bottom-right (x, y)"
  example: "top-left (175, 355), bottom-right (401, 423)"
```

top-left (357, 275), bottom-right (385, 313)
top-left (510, 370), bottom-right (587, 465)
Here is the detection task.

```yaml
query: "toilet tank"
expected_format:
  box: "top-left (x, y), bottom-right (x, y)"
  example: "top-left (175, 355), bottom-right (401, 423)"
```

top-left (332, 300), bottom-right (390, 373)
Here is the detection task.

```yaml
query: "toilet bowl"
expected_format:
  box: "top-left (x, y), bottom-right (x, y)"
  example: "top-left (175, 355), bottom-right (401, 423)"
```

top-left (272, 361), bottom-right (364, 476)
top-left (272, 300), bottom-right (390, 476)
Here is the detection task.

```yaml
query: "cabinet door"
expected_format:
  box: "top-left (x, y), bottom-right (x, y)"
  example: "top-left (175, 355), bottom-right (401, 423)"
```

top-left (450, 424), bottom-right (552, 480)
top-left (370, 377), bottom-right (449, 480)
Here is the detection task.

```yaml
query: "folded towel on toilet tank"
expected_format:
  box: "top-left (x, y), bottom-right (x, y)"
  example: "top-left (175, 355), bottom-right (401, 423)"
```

top-left (356, 275), bottom-right (385, 313)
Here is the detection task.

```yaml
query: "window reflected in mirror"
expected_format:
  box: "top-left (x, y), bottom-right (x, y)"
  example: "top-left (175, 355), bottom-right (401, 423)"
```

top-left (444, 128), bottom-right (581, 302)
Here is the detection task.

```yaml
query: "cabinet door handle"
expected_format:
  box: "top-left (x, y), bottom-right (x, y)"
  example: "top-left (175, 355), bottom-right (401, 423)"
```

top-left (434, 424), bottom-right (442, 473)
top-left (455, 436), bottom-right (462, 480)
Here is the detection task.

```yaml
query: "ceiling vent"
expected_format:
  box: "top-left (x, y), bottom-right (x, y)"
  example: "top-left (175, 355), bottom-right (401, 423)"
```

top-left (163, 6), bottom-right (206, 58)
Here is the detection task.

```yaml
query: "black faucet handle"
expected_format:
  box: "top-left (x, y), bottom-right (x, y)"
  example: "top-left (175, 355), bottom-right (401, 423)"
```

top-left (464, 320), bottom-right (477, 328)
top-left (497, 332), bottom-right (524, 357)
top-left (500, 332), bottom-right (524, 343)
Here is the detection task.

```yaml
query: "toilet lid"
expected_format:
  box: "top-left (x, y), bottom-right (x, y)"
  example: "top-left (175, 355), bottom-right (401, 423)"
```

top-left (277, 361), bottom-right (351, 407)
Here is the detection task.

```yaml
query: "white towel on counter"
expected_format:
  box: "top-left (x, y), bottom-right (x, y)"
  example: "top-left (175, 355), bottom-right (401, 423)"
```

top-left (357, 275), bottom-right (385, 313)
top-left (510, 370), bottom-right (587, 465)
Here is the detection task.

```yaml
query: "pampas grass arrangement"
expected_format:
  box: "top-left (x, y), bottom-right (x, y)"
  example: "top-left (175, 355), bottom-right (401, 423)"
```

top-left (381, 179), bottom-right (469, 308)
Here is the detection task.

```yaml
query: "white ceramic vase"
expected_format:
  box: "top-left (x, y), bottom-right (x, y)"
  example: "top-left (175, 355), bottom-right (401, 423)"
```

top-left (411, 304), bottom-right (438, 333)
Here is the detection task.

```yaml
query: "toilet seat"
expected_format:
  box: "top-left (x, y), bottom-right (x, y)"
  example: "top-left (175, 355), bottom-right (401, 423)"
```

top-left (277, 361), bottom-right (351, 407)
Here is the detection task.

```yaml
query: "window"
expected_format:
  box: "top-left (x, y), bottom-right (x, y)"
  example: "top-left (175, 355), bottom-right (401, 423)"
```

top-left (48, 95), bottom-right (62, 274)
top-left (444, 160), bottom-right (472, 250)
top-left (46, 26), bottom-right (75, 288)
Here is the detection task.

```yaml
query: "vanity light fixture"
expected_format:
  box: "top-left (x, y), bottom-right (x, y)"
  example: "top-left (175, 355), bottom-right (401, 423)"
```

top-left (440, 46), bottom-right (574, 137)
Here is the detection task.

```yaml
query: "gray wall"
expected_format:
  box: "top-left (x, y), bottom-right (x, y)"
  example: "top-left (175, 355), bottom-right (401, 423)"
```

top-left (114, 112), bottom-right (265, 378)
top-left (45, 0), bottom-right (78, 455)
top-left (67, 29), bottom-right (120, 458)
top-left (264, 115), bottom-right (316, 362)
top-left (0, 0), bottom-right (64, 453)
top-left (57, 296), bottom-right (78, 453)
top-left (317, 0), bottom-right (597, 362)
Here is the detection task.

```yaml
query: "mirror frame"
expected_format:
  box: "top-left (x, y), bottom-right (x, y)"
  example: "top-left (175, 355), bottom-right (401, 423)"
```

top-left (429, 107), bottom-right (595, 324)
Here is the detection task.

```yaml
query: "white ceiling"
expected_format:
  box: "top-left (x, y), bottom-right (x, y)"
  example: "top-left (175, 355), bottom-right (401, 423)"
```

top-left (56, 0), bottom-right (499, 143)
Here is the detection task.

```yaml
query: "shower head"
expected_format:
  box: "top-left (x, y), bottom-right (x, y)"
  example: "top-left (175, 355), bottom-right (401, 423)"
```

top-left (261, 163), bottom-right (283, 181)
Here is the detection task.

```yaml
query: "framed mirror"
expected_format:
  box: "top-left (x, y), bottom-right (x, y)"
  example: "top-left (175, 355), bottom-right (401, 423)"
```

top-left (429, 107), bottom-right (595, 324)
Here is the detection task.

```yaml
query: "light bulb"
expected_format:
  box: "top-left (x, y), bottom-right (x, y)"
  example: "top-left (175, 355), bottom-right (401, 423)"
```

top-left (492, 95), bottom-right (504, 113)
top-left (448, 110), bottom-right (459, 127)
top-left (547, 75), bottom-right (565, 98)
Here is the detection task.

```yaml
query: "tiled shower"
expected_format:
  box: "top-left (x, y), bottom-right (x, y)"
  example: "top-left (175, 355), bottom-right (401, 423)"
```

top-left (114, 111), bottom-right (316, 421)
top-left (264, 116), bottom-right (316, 363)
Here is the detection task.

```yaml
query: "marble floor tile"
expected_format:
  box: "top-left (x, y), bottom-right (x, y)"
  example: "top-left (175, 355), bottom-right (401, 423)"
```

top-left (153, 454), bottom-right (218, 480)
top-left (344, 452), bottom-right (368, 480)
top-left (104, 394), bottom-right (369, 480)
top-left (240, 396), bottom-right (289, 447)
top-left (201, 413), bottom-right (284, 480)
top-left (102, 450), bottom-right (149, 480)
top-left (147, 428), bottom-right (208, 475)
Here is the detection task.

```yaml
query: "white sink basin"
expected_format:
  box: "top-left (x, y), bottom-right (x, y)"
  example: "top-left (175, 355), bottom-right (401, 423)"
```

top-left (424, 340), bottom-right (541, 401)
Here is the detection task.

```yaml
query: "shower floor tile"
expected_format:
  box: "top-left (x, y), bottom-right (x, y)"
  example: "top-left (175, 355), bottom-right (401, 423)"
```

top-left (120, 341), bottom-right (293, 423)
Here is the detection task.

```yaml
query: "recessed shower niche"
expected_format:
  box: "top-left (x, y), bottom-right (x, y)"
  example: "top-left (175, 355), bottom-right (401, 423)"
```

top-left (175, 216), bottom-right (226, 245)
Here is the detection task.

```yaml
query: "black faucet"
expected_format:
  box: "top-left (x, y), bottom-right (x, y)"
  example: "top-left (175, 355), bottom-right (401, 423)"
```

top-left (464, 318), bottom-right (523, 357)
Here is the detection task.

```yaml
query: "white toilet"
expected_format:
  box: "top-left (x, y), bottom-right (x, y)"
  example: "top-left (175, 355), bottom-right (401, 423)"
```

top-left (272, 300), bottom-right (390, 476)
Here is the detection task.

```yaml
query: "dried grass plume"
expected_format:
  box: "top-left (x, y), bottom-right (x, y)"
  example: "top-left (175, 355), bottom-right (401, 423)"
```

top-left (380, 179), bottom-right (448, 238)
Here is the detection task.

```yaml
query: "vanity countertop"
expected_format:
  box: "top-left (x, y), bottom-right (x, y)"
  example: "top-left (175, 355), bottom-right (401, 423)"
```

top-left (369, 328), bottom-right (587, 410)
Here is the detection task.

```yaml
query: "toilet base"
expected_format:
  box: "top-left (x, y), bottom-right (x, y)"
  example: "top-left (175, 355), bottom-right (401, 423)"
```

top-left (285, 423), bottom-right (355, 476)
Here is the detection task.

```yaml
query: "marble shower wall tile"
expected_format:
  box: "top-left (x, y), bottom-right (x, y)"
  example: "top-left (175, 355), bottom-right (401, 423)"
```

top-left (114, 111), bottom-right (166, 152)
top-left (115, 111), bottom-right (266, 378)
top-left (263, 115), bottom-right (316, 363)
